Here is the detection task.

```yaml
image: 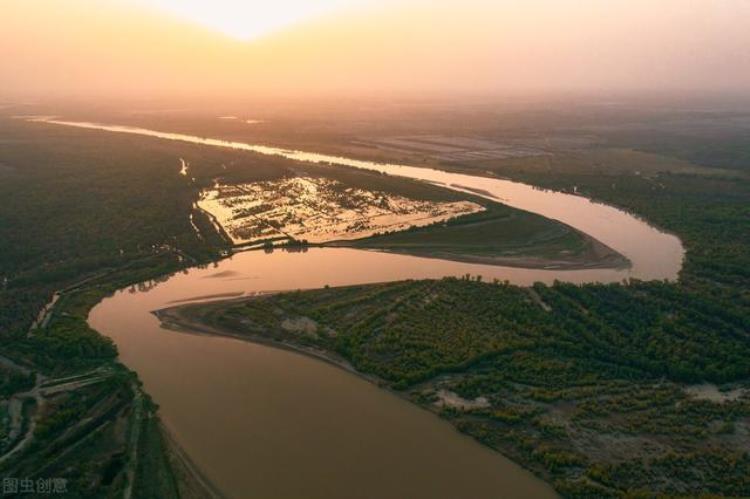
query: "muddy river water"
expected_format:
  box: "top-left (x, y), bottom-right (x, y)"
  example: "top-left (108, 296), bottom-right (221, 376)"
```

top-left (41, 119), bottom-right (684, 498)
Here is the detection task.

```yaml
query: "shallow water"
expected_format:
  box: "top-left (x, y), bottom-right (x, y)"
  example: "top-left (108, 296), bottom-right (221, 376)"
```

top-left (89, 250), bottom-right (561, 499)
top-left (65, 118), bottom-right (686, 498)
top-left (38, 118), bottom-right (684, 282)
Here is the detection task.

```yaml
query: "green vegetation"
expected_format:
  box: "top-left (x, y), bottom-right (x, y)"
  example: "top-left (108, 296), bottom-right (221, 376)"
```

top-left (180, 277), bottom-right (749, 495)
top-left (609, 126), bottom-right (750, 173)
top-left (0, 118), bottom-right (303, 496)
top-left (1, 107), bottom-right (748, 497)
top-left (131, 413), bottom-right (181, 499)
top-left (7, 371), bottom-right (134, 496)
top-left (0, 119), bottom-right (285, 338)
top-left (344, 203), bottom-right (626, 269)
top-left (173, 139), bottom-right (750, 497)
top-left (0, 116), bottom-right (608, 496)
top-left (0, 367), bottom-right (34, 399)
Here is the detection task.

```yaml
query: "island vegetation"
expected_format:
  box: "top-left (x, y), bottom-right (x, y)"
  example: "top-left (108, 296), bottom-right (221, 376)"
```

top-left (157, 118), bottom-right (750, 497)
top-left (0, 104), bottom-right (748, 497)
top-left (0, 115), bottom-right (623, 496)
top-left (0, 118), bottom-right (282, 497)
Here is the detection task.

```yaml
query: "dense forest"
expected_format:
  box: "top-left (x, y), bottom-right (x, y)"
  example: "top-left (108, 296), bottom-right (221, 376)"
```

top-left (0, 113), bottom-right (748, 497)
top-left (0, 117), bottom-right (577, 495)
top-left (178, 139), bottom-right (750, 496)
top-left (0, 119), bottom-right (304, 496)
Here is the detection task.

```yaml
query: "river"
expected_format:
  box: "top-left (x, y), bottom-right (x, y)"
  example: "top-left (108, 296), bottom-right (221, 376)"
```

top-left (39, 118), bottom-right (683, 498)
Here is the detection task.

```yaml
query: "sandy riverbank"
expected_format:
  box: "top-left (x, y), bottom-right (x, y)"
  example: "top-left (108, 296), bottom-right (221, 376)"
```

top-left (330, 226), bottom-right (629, 271)
top-left (153, 304), bottom-right (383, 387)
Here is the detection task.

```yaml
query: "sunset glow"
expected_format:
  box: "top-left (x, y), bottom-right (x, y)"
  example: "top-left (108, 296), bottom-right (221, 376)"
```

top-left (137, 0), bottom-right (370, 39)
top-left (1, 0), bottom-right (749, 497)
top-left (2, 0), bottom-right (749, 99)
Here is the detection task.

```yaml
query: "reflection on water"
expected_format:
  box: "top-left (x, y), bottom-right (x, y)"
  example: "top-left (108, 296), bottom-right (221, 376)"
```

top-left (90, 249), bottom-right (562, 499)
top-left (69, 117), bottom-right (685, 499)
top-left (36, 118), bottom-right (684, 282)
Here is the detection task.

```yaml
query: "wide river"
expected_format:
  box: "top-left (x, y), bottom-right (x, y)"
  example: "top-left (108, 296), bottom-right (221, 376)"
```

top-left (41, 119), bottom-right (683, 498)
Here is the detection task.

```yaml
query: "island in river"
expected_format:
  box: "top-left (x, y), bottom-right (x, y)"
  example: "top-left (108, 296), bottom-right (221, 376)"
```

top-left (0, 105), bottom-right (747, 498)
top-left (195, 172), bottom-right (628, 271)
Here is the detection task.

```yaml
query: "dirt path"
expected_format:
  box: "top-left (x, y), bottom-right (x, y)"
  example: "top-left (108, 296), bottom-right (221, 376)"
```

top-left (27, 270), bottom-right (110, 335)
top-left (0, 374), bottom-right (44, 465)
top-left (0, 354), bottom-right (32, 376)
top-left (0, 370), bottom-right (110, 465)
top-left (123, 385), bottom-right (143, 499)
top-left (525, 288), bottom-right (552, 312)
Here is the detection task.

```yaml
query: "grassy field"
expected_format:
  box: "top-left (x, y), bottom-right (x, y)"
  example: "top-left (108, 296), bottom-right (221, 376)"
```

top-left (98, 101), bottom-right (749, 181)
top-left (342, 203), bottom-right (626, 269)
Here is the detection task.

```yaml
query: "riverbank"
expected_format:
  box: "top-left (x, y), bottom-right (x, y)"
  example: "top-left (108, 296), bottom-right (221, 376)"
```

top-left (332, 225), bottom-right (628, 271)
top-left (155, 276), bottom-right (750, 497)
top-left (191, 165), bottom-right (629, 271)
top-left (92, 256), bottom-right (561, 498)
top-left (29, 117), bottom-right (683, 282)
top-left (7, 117), bottom-right (700, 499)
top-left (159, 423), bottom-right (226, 499)
top-left (4, 108), bottom-right (746, 498)
top-left (153, 303), bottom-right (378, 387)
top-left (150, 293), bottom-right (563, 498)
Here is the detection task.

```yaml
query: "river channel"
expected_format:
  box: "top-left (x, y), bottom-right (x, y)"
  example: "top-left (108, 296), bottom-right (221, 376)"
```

top-left (40, 119), bottom-right (683, 498)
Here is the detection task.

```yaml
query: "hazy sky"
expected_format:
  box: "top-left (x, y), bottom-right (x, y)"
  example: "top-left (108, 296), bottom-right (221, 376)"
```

top-left (134, 0), bottom-right (373, 40)
top-left (2, 0), bottom-right (749, 101)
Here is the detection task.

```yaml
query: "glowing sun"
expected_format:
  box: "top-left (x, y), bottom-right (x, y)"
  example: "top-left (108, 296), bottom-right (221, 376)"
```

top-left (138, 0), bottom-right (369, 40)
